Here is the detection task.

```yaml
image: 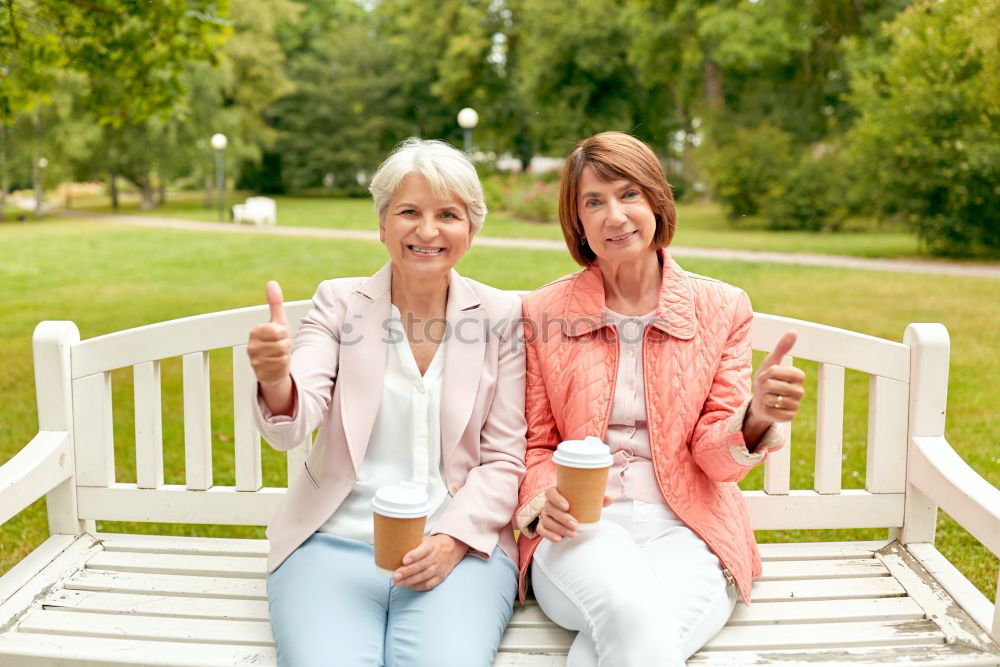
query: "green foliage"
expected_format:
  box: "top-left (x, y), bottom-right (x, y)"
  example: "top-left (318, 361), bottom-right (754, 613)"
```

top-left (704, 124), bottom-right (796, 220)
top-left (1, 0), bottom-right (230, 124)
top-left (766, 148), bottom-right (851, 231)
top-left (845, 0), bottom-right (1000, 257)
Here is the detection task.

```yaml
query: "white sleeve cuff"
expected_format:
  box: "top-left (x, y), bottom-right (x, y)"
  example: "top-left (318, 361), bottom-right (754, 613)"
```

top-left (726, 397), bottom-right (789, 466)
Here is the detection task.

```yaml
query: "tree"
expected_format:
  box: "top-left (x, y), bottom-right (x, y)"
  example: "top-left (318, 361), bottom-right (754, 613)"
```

top-left (846, 0), bottom-right (1000, 256)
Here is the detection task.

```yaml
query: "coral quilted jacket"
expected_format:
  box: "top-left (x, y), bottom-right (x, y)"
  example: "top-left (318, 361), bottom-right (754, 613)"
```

top-left (515, 250), bottom-right (787, 606)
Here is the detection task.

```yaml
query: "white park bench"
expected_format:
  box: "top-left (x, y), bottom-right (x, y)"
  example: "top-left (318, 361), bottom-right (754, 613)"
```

top-left (1, 297), bottom-right (999, 665)
top-left (232, 196), bottom-right (276, 226)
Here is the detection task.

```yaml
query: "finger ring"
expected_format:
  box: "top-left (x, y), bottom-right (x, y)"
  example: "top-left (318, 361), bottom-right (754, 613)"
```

top-left (774, 394), bottom-right (784, 409)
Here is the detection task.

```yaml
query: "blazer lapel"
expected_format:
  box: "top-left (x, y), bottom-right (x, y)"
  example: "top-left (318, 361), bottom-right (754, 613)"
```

top-left (440, 271), bottom-right (486, 464)
top-left (338, 262), bottom-right (392, 472)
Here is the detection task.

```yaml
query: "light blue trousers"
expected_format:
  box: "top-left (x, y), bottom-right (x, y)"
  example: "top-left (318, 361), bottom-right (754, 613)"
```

top-left (266, 532), bottom-right (518, 667)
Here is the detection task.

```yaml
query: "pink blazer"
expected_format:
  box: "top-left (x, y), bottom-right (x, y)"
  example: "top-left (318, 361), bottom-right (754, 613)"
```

top-left (253, 262), bottom-right (527, 573)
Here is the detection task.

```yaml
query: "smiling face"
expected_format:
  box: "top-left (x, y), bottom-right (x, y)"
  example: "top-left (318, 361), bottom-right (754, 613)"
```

top-left (576, 164), bottom-right (658, 266)
top-left (380, 172), bottom-right (473, 279)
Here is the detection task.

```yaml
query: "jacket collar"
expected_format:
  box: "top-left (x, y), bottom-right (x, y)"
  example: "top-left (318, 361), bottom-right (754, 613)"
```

top-left (354, 261), bottom-right (481, 312)
top-left (561, 248), bottom-right (697, 340)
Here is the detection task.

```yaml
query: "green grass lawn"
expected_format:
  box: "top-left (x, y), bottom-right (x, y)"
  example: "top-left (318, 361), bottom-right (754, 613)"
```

top-left (1, 215), bottom-right (997, 604)
top-left (70, 191), bottom-right (930, 260)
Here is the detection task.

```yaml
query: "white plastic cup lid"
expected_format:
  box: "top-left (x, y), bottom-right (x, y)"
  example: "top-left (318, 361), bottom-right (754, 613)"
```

top-left (553, 436), bottom-right (613, 469)
top-left (371, 482), bottom-right (431, 519)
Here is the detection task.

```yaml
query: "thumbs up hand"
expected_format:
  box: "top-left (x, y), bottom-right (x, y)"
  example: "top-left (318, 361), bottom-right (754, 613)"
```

top-left (248, 280), bottom-right (292, 387)
top-left (750, 330), bottom-right (806, 423)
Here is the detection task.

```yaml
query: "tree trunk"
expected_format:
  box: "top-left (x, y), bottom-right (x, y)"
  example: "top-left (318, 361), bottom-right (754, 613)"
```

top-left (110, 170), bottom-right (120, 211)
top-left (157, 172), bottom-right (166, 206)
top-left (139, 168), bottom-right (155, 210)
top-left (702, 60), bottom-right (724, 110)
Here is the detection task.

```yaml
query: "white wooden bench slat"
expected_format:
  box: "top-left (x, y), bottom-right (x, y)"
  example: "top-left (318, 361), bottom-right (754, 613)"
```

top-left (764, 355), bottom-right (793, 496)
top-left (65, 569), bottom-right (266, 600)
top-left (82, 549), bottom-right (889, 583)
top-left (232, 345), bottom-right (262, 492)
top-left (181, 351), bottom-right (212, 491)
top-left (814, 362), bottom-right (845, 494)
top-left (43, 588), bottom-right (926, 627)
top-left (908, 542), bottom-right (997, 645)
top-left (71, 373), bottom-right (114, 487)
top-left (689, 644), bottom-right (1000, 666)
top-left (86, 552), bottom-right (267, 579)
top-left (44, 589), bottom-right (270, 621)
top-left (741, 490), bottom-right (903, 530)
top-left (133, 361), bottom-right (164, 490)
top-left (69, 303), bottom-right (310, 379)
top-left (87, 533), bottom-right (890, 561)
top-left (77, 486), bottom-right (903, 530)
top-left (727, 596), bottom-right (925, 625)
top-left (17, 609), bottom-right (273, 646)
top-left (703, 618), bottom-right (944, 651)
top-left (866, 374), bottom-right (908, 494)
top-left (0, 632), bottom-right (276, 666)
top-left (95, 533), bottom-right (269, 557)
top-left (751, 314), bottom-right (910, 381)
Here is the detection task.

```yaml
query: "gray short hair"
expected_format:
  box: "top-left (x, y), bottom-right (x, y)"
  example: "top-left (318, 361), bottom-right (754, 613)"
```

top-left (369, 138), bottom-right (487, 234)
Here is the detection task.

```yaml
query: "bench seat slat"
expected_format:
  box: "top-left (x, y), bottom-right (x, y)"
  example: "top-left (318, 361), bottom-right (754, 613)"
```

top-left (83, 550), bottom-right (888, 582)
top-left (86, 552), bottom-right (267, 579)
top-left (43, 590), bottom-right (270, 621)
top-left (0, 632), bottom-right (276, 666)
top-left (92, 534), bottom-right (890, 561)
top-left (17, 609), bottom-right (273, 646)
top-left (689, 644), bottom-right (1000, 665)
top-left (65, 570), bottom-right (266, 600)
top-left (45, 589), bottom-right (926, 628)
top-left (703, 618), bottom-right (944, 651)
top-left (94, 533), bottom-right (269, 558)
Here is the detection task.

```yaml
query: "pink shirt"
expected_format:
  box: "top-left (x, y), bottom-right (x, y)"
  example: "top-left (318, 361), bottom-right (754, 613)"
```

top-left (603, 308), bottom-right (662, 504)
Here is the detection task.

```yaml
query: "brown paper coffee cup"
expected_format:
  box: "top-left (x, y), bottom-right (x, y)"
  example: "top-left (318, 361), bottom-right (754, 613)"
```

top-left (557, 464), bottom-right (610, 524)
top-left (371, 482), bottom-right (431, 576)
top-left (553, 436), bottom-right (613, 528)
top-left (373, 513), bottom-right (428, 574)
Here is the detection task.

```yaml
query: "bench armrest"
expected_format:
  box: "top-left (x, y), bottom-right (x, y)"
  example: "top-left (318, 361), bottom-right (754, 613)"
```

top-left (0, 431), bottom-right (73, 527)
top-left (909, 435), bottom-right (1000, 557)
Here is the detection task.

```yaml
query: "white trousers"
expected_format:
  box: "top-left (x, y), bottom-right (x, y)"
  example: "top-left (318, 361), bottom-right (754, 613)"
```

top-left (531, 498), bottom-right (737, 667)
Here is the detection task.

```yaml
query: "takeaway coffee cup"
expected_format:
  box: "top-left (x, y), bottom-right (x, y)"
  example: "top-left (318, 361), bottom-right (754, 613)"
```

top-left (554, 436), bottom-right (613, 529)
top-left (372, 482), bottom-right (431, 576)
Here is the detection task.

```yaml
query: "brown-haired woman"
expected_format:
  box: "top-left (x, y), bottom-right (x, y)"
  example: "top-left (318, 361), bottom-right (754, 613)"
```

top-left (514, 131), bottom-right (806, 666)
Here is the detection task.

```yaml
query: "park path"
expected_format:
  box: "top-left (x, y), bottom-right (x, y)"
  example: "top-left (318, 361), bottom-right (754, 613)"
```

top-left (85, 211), bottom-right (1000, 279)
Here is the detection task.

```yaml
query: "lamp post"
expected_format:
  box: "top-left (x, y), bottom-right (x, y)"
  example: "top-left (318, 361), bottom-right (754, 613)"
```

top-left (457, 107), bottom-right (478, 156)
top-left (210, 133), bottom-right (228, 222)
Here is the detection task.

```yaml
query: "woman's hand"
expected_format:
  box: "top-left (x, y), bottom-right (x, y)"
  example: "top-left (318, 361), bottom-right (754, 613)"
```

top-left (750, 330), bottom-right (806, 424)
top-left (393, 534), bottom-right (468, 591)
top-left (537, 487), bottom-right (612, 542)
top-left (248, 281), bottom-right (294, 415)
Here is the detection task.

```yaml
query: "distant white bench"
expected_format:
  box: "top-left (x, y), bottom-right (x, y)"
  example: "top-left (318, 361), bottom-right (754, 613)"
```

top-left (232, 196), bottom-right (276, 226)
top-left (1, 299), bottom-right (999, 665)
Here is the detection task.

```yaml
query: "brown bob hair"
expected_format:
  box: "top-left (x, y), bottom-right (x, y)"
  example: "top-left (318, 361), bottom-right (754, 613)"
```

top-left (559, 132), bottom-right (677, 266)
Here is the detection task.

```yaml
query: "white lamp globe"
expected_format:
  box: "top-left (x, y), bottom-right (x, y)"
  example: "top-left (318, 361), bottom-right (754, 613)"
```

top-left (457, 108), bottom-right (479, 129)
top-left (210, 133), bottom-right (228, 150)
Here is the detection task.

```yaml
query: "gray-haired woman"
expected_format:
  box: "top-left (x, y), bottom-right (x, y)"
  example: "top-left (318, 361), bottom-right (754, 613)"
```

top-left (249, 138), bottom-right (526, 666)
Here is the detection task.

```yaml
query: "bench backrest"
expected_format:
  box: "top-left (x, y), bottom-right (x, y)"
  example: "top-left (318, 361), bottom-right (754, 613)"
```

top-left (33, 296), bottom-right (949, 537)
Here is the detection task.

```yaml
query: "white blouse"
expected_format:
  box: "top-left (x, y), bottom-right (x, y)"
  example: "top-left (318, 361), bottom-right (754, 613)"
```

top-left (317, 305), bottom-right (451, 543)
